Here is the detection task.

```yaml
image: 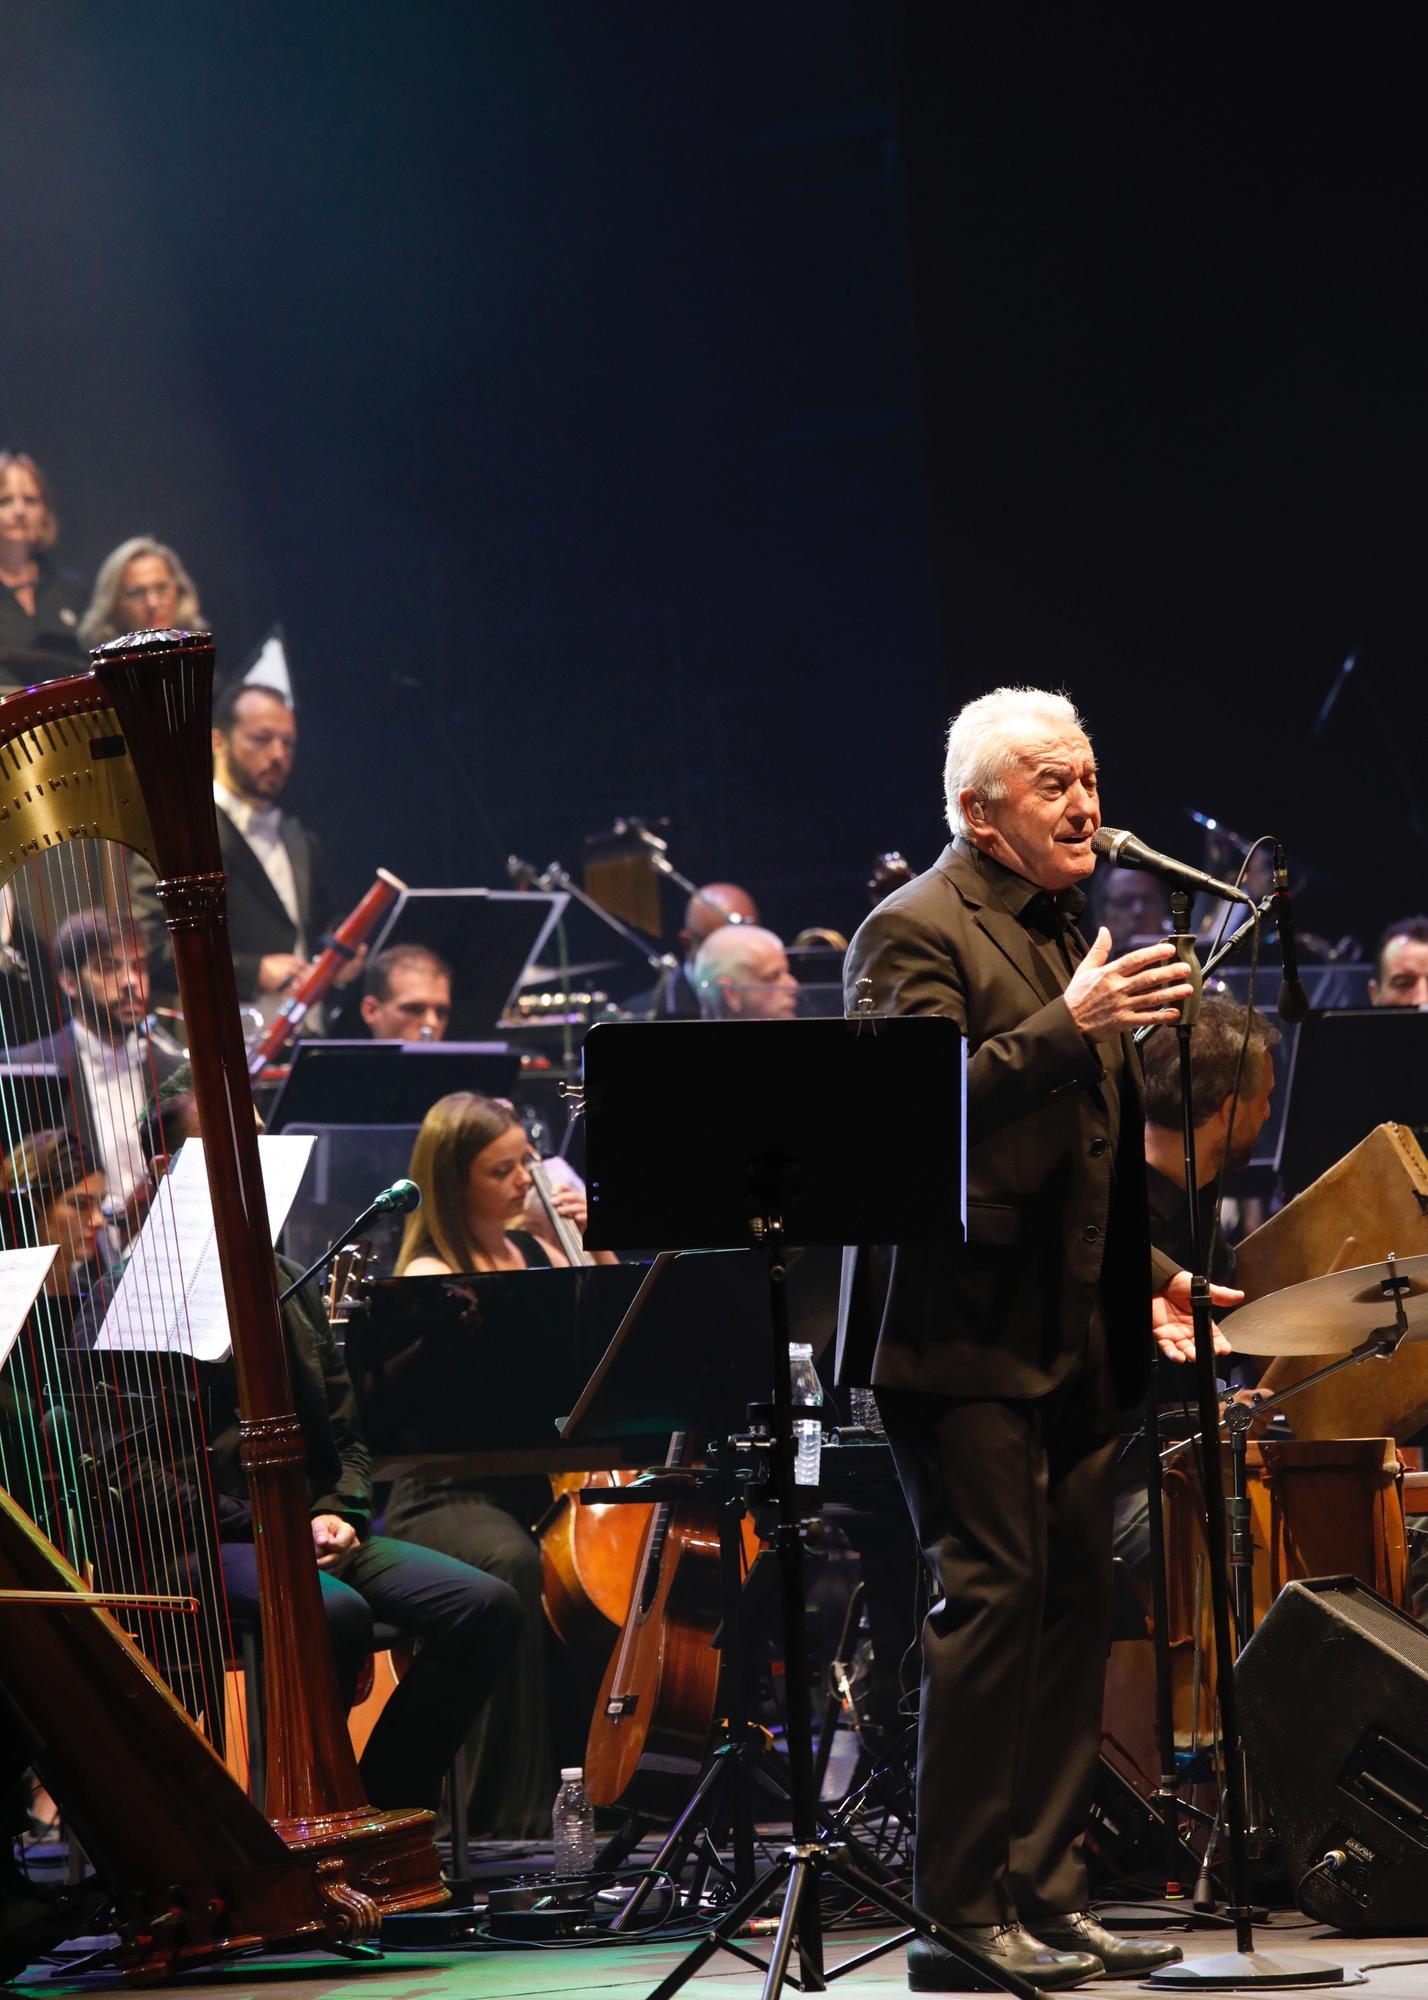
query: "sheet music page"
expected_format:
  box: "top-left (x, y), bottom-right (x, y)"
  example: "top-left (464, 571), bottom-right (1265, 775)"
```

top-left (0, 1247), bottom-right (60, 1372)
top-left (94, 1135), bottom-right (315, 1361)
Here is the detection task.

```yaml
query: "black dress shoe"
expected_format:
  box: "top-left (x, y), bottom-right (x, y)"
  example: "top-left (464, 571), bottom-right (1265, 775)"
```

top-left (909, 1924), bottom-right (1102, 1991)
top-left (1031, 1912), bottom-right (1184, 1978)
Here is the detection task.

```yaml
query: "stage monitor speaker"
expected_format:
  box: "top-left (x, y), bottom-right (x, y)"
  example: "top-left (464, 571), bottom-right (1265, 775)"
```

top-left (1238, 1575), bottom-right (1428, 1931)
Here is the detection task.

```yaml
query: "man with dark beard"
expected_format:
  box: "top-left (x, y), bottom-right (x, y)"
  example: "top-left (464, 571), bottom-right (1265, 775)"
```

top-left (131, 681), bottom-right (356, 1030)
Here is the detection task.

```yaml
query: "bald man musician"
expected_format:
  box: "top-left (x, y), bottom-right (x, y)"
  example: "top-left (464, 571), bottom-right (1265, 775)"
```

top-left (629, 880), bottom-right (759, 1019)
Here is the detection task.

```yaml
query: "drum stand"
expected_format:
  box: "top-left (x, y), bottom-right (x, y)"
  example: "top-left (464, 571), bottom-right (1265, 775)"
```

top-left (1145, 893), bottom-right (1348, 1989)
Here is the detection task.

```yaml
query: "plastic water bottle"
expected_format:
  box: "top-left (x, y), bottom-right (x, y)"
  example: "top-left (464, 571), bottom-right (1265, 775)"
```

top-left (789, 1342), bottom-right (824, 1486)
top-left (552, 1765), bottom-right (595, 1877)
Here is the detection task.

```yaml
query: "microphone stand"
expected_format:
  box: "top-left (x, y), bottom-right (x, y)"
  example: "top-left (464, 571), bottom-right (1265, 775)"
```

top-left (277, 1192), bottom-right (415, 1304)
top-left (1147, 892), bottom-right (1343, 1989)
top-left (1133, 893), bottom-right (1274, 1050)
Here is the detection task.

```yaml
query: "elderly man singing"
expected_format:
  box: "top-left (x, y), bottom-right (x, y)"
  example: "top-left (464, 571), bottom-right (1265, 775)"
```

top-left (839, 686), bottom-right (1238, 1991)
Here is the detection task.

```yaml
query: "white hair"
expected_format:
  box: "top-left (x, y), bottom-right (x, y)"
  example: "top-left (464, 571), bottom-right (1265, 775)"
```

top-left (691, 924), bottom-right (784, 999)
top-left (942, 685), bottom-right (1088, 835)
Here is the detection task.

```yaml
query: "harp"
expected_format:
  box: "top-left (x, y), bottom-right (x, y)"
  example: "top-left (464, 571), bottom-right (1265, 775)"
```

top-left (0, 630), bottom-right (444, 1973)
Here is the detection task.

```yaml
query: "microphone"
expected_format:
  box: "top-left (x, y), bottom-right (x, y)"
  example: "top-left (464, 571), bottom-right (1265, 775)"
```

top-left (1272, 843), bottom-right (1309, 1024)
top-left (369, 1177), bottom-right (421, 1216)
top-left (1091, 826), bottom-right (1255, 907)
top-left (276, 1179), bottom-right (422, 1304)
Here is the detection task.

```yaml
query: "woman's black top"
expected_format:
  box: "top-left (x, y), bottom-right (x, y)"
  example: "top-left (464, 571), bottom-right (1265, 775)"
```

top-left (0, 555), bottom-right (84, 675)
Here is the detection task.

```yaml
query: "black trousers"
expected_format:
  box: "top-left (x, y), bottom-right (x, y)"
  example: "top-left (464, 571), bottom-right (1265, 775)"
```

top-left (877, 1339), bottom-right (1119, 1927)
top-left (383, 1477), bottom-right (555, 1839)
top-left (219, 1533), bottom-right (521, 1811)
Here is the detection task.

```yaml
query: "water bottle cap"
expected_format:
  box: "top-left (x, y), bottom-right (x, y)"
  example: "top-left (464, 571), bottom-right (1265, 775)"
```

top-left (790, 1342), bottom-right (812, 1354)
top-left (560, 1766), bottom-right (584, 1781)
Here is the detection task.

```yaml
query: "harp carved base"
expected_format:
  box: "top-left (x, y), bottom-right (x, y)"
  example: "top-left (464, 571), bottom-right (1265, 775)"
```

top-left (115, 1877), bottom-right (329, 1982)
top-left (272, 1804), bottom-right (448, 1936)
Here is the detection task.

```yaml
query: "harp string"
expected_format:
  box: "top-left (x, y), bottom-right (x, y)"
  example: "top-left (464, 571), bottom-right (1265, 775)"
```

top-left (0, 836), bottom-right (246, 1759)
top-left (0, 858), bottom-right (92, 1564)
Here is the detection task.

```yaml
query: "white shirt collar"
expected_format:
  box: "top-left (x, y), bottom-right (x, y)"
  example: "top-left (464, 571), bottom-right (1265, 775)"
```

top-left (214, 779), bottom-right (282, 839)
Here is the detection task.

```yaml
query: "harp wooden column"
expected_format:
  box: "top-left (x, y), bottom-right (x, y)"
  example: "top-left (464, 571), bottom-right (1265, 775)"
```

top-left (93, 631), bottom-right (444, 1923)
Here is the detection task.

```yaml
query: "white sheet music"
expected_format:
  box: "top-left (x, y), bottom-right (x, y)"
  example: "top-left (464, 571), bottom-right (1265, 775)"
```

top-left (94, 1135), bottom-right (315, 1362)
top-left (0, 1247), bottom-right (60, 1373)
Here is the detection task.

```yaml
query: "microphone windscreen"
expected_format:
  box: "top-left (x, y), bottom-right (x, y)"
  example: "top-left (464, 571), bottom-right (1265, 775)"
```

top-left (1277, 979), bottom-right (1310, 1026)
top-left (383, 1177), bottom-right (422, 1213)
top-left (1089, 826), bottom-right (1119, 858)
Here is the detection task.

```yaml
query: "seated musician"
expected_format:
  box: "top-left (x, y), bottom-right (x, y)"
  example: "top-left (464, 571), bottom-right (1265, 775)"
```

top-left (1139, 994), bottom-right (1279, 1280)
top-left (114, 1078), bottom-right (523, 1813)
top-left (1369, 915), bottom-right (1428, 1008)
top-left (1, 1130), bottom-right (109, 1307)
top-left (358, 944), bottom-right (453, 1042)
top-left (77, 533), bottom-right (206, 649)
top-left (388, 1091), bottom-right (613, 1838)
top-left (5, 911), bottom-right (181, 1233)
top-left (691, 923), bottom-right (799, 1019)
top-left (625, 881), bottom-right (760, 1019)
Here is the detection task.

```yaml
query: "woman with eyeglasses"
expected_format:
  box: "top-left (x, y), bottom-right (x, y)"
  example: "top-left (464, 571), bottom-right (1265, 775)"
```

top-left (0, 452), bottom-right (84, 671)
top-left (78, 535), bottom-right (206, 649)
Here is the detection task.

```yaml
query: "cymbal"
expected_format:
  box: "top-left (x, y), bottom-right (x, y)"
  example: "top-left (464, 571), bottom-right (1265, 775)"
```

top-left (1227, 1253), bottom-right (1428, 1355)
top-left (519, 958), bottom-right (620, 988)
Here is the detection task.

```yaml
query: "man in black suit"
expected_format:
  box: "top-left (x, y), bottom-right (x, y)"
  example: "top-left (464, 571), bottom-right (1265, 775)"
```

top-left (133, 681), bottom-right (352, 1028)
top-left (839, 687), bottom-right (1238, 1990)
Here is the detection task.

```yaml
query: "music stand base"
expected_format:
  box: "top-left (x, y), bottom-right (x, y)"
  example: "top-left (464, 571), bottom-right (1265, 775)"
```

top-left (1146, 1952), bottom-right (1360, 1989)
top-left (645, 1838), bottom-right (1049, 2000)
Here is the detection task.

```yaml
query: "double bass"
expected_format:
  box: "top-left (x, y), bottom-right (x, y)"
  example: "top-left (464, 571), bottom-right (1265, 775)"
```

top-left (529, 1151), bottom-right (652, 1653)
top-left (0, 631), bottom-right (443, 1974)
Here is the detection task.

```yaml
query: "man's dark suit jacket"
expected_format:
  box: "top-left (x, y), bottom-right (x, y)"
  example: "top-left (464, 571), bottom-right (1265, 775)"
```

top-left (837, 838), bottom-right (1175, 1410)
top-left (131, 805), bottom-right (328, 1008)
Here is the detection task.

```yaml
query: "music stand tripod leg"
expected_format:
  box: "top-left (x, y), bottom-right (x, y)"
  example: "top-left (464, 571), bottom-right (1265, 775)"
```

top-left (612, 1441), bottom-right (764, 1931)
top-left (610, 1746), bottom-right (736, 1932)
top-left (639, 1223), bottom-right (1045, 2000)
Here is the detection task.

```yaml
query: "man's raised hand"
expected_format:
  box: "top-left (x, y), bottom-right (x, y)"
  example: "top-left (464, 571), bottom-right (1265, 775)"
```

top-left (1064, 929), bottom-right (1194, 1042)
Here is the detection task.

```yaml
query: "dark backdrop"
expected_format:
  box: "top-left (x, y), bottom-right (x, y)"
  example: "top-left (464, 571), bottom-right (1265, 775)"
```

top-left (2, 3), bottom-right (1424, 959)
top-left (892, 5), bottom-right (1428, 945)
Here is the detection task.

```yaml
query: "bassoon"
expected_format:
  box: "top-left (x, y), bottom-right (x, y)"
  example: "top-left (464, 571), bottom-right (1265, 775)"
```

top-left (246, 867), bottom-right (405, 1076)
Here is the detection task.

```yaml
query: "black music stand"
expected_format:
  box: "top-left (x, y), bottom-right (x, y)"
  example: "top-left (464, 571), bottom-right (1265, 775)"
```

top-left (1278, 1008), bottom-right (1428, 1198)
top-left (264, 1040), bottom-right (520, 1132)
top-left (579, 1018), bottom-right (1047, 2000)
top-left (368, 886), bottom-right (566, 1039)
